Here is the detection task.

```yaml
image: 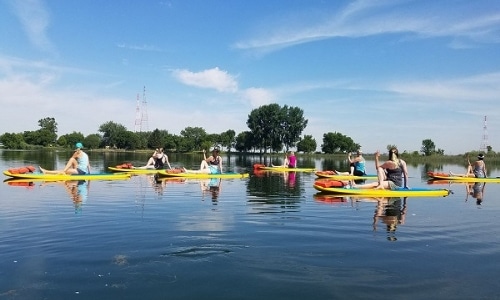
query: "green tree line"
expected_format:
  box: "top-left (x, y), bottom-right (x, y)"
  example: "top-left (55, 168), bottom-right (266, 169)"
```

top-left (2, 104), bottom-right (491, 156)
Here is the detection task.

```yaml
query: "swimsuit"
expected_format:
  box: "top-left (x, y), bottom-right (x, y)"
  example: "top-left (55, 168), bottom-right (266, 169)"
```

top-left (353, 160), bottom-right (366, 176)
top-left (76, 152), bottom-right (89, 174)
top-left (473, 162), bottom-right (485, 178)
top-left (386, 160), bottom-right (403, 189)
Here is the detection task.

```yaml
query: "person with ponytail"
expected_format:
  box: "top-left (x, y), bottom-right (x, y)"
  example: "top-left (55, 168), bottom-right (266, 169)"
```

top-left (354, 147), bottom-right (409, 190)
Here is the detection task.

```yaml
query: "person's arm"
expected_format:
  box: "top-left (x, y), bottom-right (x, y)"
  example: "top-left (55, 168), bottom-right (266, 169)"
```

top-left (401, 159), bottom-right (409, 188)
top-left (374, 151), bottom-right (381, 169)
top-left (348, 152), bottom-right (353, 164)
top-left (218, 156), bottom-right (223, 173)
top-left (166, 156), bottom-right (172, 170)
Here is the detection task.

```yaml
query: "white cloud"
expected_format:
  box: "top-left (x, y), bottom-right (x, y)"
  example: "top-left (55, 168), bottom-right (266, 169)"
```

top-left (8, 0), bottom-right (54, 53)
top-left (240, 88), bottom-right (275, 108)
top-left (172, 67), bottom-right (238, 93)
top-left (233, 0), bottom-right (500, 54)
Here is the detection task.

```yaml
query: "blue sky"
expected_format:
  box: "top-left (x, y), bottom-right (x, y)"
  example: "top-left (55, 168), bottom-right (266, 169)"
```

top-left (1, 0), bottom-right (499, 154)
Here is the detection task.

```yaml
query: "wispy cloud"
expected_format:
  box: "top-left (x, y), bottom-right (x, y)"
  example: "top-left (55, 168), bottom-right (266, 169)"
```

top-left (8, 0), bottom-right (54, 53)
top-left (116, 43), bottom-right (162, 52)
top-left (234, 0), bottom-right (500, 54)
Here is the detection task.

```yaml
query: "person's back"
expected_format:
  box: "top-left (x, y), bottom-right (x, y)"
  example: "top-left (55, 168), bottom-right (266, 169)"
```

top-left (354, 159), bottom-right (366, 175)
top-left (386, 160), bottom-right (403, 187)
top-left (473, 154), bottom-right (486, 178)
top-left (76, 151), bottom-right (89, 172)
top-left (288, 152), bottom-right (296, 168)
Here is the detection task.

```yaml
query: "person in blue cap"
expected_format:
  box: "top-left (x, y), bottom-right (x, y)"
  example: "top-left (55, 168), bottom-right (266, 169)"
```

top-left (40, 142), bottom-right (91, 175)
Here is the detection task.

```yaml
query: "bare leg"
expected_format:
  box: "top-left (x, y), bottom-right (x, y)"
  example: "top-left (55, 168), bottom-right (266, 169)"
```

top-left (39, 166), bottom-right (66, 175)
top-left (40, 158), bottom-right (79, 175)
top-left (183, 160), bottom-right (211, 174)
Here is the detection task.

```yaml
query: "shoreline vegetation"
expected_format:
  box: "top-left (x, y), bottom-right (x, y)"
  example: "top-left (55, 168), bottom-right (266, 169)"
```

top-left (1, 147), bottom-right (499, 164)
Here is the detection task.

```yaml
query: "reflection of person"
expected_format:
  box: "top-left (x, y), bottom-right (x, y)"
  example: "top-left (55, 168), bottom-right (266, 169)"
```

top-left (450, 154), bottom-right (486, 178)
top-left (40, 142), bottom-right (90, 175)
top-left (183, 149), bottom-right (223, 174)
top-left (201, 178), bottom-right (221, 202)
top-left (63, 180), bottom-right (89, 214)
top-left (140, 148), bottom-right (172, 170)
top-left (355, 148), bottom-right (409, 190)
top-left (466, 182), bottom-right (485, 205)
top-left (373, 197), bottom-right (407, 241)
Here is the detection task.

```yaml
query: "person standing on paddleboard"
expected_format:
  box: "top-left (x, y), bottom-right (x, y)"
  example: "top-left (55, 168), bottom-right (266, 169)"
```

top-left (40, 142), bottom-right (91, 175)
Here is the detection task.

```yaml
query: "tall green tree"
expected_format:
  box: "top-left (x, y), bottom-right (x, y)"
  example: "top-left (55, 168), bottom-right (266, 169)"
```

top-left (58, 131), bottom-right (85, 148)
top-left (321, 132), bottom-right (358, 154)
top-left (84, 134), bottom-right (102, 149)
top-left (0, 133), bottom-right (26, 149)
top-left (235, 131), bottom-right (253, 152)
top-left (297, 135), bottom-right (317, 153)
top-left (421, 139), bottom-right (436, 156)
top-left (247, 103), bottom-right (307, 153)
top-left (98, 121), bottom-right (128, 148)
top-left (281, 105), bottom-right (308, 150)
top-left (220, 130), bottom-right (236, 152)
top-left (180, 127), bottom-right (207, 152)
top-left (38, 117), bottom-right (58, 134)
top-left (148, 128), bottom-right (168, 149)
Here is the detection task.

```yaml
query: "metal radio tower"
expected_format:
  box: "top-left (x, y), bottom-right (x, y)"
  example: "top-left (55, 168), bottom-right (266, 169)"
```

top-left (134, 93), bottom-right (141, 132)
top-left (140, 86), bottom-right (149, 132)
top-left (133, 86), bottom-right (149, 132)
top-left (479, 115), bottom-right (488, 153)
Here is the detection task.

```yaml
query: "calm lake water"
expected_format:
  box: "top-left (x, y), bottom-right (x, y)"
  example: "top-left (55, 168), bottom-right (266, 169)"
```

top-left (1, 150), bottom-right (500, 300)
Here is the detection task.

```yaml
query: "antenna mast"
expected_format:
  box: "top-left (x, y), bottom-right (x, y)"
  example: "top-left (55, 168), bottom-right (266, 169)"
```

top-left (134, 93), bottom-right (141, 132)
top-left (479, 115), bottom-right (488, 153)
top-left (140, 86), bottom-right (149, 132)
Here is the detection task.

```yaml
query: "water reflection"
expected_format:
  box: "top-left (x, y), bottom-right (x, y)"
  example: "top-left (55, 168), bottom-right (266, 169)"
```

top-left (4, 179), bottom-right (90, 213)
top-left (200, 178), bottom-right (222, 203)
top-left (465, 182), bottom-right (486, 205)
top-left (313, 194), bottom-right (407, 241)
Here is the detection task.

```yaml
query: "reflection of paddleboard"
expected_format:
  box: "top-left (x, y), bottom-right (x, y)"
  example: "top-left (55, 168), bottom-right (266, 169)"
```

top-left (108, 166), bottom-right (164, 174)
top-left (3, 170), bottom-right (131, 181)
top-left (257, 166), bottom-right (315, 172)
top-left (313, 182), bottom-right (450, 197)
top-left (427, 171), bottom-right (500, 182)
top-left (157, 170), bottom-right (249, 179)
top-left (313, 193), bottom-right (348, 204)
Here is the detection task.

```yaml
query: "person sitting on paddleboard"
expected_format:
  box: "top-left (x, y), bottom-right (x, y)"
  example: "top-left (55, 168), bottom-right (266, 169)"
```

top-left (183, 148), bottom-right (223, 174)
top-left (348, 149), bottom-right (366, 176)
top-left (288, 151), bottom-right (297, 168)
top-left (40, 142), bottom-right (91, 175)
top-left (449, 153), bottom-right (487, 178)
top-left (272, 152), bottom-right (289, 168)
top-left (141, 148), bottom-right (172, 170)
top-left (354, 147), bottom-right (409, 190)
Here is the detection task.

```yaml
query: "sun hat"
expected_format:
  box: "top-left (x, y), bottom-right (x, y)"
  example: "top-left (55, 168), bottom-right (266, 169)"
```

top-left (75, 142), bottom-right (83, 149)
